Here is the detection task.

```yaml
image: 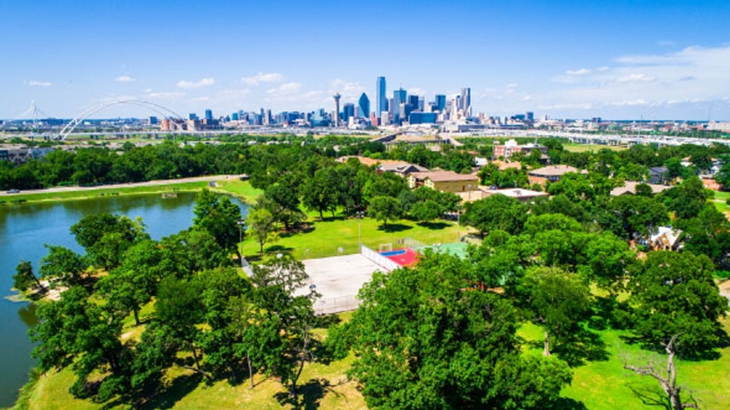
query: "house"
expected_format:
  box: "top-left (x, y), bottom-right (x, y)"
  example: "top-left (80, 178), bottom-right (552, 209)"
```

top-left (336, 156), bottom-right (428, 177)
top-left (648, 227), bottom-right (683, 251)
top-left (493, 139), bottom-right (547, 160)
top-left (527, 165), bottom-right (583, 185)
top-left (610, 181), bottom-right (671, 196)
top-left (481, 187), bottom-right (548, 203)
top-left (648, 167), bottom-right (669, 184)
top-left (408, 171), bottom-right (479, 193)
top-left (378, 162), bottom-right (430, 177)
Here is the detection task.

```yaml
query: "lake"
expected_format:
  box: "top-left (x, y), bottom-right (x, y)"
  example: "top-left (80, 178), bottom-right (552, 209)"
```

top-left (0, 192), bottom-right (248, 407)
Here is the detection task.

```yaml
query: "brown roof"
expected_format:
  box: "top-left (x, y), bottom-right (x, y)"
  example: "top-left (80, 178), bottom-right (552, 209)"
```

top-left (411, 171), bottom-right (479, 182)
top-left (528, 165), bottom-right (583, 177)
top-left (610, 181), bottom-right (670, 196)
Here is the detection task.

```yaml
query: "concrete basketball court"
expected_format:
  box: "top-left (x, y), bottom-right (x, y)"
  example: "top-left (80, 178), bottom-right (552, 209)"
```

top-left (298, 254), bottom-right (387, 300)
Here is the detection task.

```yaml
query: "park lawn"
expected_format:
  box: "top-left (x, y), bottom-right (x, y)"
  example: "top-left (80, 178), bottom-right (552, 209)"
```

top-left (556, 315), bottom-right (730, 410)
top-left (708, 189), bottom-right (730, 212)
top-left (563, 143), bottom-right (627, 153)
top-left (24, 313), bottom-right (366, 410)
top-left (210, 179), bottom-right (262, 203)
top-left (0, 181), bottom-right (210, 204)
top-left (241, 215), bottom-right (463, 261)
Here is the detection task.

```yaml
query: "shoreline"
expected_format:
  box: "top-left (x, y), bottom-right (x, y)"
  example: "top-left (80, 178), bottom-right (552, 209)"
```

top-left (0, 175), bottom-right (253, 205)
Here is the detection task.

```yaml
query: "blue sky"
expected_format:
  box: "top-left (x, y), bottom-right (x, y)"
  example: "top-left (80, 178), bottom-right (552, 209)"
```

top-left (2, 0), bottom-right (729, 120)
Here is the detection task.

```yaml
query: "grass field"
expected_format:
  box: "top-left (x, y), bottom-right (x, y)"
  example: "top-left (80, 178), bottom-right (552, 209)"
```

top-left (709, 189), bottom-right (730, 212)
top-left (240, 215), bottom-right (463, 261)
top-left (22, 313), bottom-right (730, 410)
top-left (563, 143), bottom-right (628, 153)
top-left (517, 316), bottom-right (730, 410)
top-left (0, 182), bottom-right (211, 204)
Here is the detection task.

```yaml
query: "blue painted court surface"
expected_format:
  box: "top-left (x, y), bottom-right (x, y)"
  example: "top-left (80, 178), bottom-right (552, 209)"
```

top-left (380, 249), bottom-right (406, 257)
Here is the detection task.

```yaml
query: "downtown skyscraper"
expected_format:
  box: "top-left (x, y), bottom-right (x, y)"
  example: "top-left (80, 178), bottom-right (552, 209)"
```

top-left (376, 76), bottom-right (387, 120)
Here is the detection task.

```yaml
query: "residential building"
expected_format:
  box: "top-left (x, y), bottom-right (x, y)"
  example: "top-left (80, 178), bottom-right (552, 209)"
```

top-left (528, 165), bottom-right (583, 185)
top-left (481, 187), bottom-right (548, 203)
top-left (610, 181), bottom-right (671, 196)
top-left (408, 171), bottom-right (479, 193)
top-left (648, 167), bottom-right (669, 184)
top-left (493, 139), bottom-right (547, 160)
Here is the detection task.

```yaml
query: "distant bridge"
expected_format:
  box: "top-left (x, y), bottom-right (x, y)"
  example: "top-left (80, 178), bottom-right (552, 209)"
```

top-left (56, 100), bottom-right (187, 140)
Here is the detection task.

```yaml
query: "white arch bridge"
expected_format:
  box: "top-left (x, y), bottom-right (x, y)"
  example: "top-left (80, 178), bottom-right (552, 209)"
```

top-left (56, 99), bottom-right (187, 140)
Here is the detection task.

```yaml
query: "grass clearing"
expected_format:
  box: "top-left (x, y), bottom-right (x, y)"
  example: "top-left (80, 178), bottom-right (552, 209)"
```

top-left (0, 182), bottom-right (211, 205)
top-left (563, 143), bottom-right (627, 153)
top-left (240, 215), bottom-right (463, 261)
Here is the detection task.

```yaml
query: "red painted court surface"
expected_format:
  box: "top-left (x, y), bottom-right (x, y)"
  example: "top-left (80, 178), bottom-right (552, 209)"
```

top-left (380, 248), bottom-right (419, 267)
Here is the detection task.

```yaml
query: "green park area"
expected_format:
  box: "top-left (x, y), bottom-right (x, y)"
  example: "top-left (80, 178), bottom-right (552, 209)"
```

top-left (0, 181), bottom-right (211, 204)
top-left (17, 307), bottom-right (730, 410)
top-left (562, 143), bottom-right (627, 153)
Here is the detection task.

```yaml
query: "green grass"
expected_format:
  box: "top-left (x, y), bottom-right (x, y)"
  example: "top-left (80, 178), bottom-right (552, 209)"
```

top-left (240, 216), bottom-right (463, 261)
top-left (23, 312), bottom-right (366, 410)
top-left (556, 316), bottom-right (730, 409)
top-left (563, 143), bottom-right (628, 153)
top-left (708, 189), bottom-right (730, 212)
top-left (210, 179), bottom-right (263, 204)
top-left (0, 182), bottom-right (211, 204)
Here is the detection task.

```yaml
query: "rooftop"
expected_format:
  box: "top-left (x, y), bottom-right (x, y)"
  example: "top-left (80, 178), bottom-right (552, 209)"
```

top-left (528, 165), bottom-right (583, 176)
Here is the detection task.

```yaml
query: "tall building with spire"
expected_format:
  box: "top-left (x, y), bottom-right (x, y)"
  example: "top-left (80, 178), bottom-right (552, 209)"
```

top-left (333, 93), bottom-right (341, 127)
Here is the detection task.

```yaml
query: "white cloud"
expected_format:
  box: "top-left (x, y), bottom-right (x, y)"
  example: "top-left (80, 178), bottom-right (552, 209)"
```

top-left (330, 79), bottom-right (365, 101)
top-left (147, 91), bottom-right (185, 99)
top-left (115, 75), bottom-right (135, 82)
top-left (616, 73), bottom-right (656, 83)
top-left (566, 68), bottom-right (591, 76)
top-left (176, 78), bottom-right (215, 89)
top-left (190, 96), bottom-right (210, 102)
top-left (242, 72), bottom-right (285, 86)
top-left (540, 45), bottom-right (730, 116)
top-left (29, 80), bottom-right (52, 87)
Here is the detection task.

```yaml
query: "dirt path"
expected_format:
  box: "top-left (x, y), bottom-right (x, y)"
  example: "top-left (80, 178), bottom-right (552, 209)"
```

top-left (719, 280), bottom-right (730, 305)
top-left (0, 174), bottom-right (245, 197)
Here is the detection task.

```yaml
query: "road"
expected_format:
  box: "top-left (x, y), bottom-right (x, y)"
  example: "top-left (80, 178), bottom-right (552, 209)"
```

top-left (0, 174), bottom-right (246, 197)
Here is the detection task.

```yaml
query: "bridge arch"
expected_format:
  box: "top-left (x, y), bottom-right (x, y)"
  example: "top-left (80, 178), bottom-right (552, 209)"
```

top-left (58, 100), bottom-right (187, 140)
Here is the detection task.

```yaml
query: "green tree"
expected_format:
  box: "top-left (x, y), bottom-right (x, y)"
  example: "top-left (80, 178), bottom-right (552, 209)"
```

top-left (39, 245), bottom-right (89, 287)
top-left (301, 167), bottom-right (339, 220)
top-left (462, 194), bottom-right (527, 236)
top-left (30, 286), bottom-right (128, 401)
top-left (263, 181), bottom-right (305, 230)
top-left (70, 213), bottom-right (149, 271)
top-left (13, 260), bottom-right (44, 292)
top-left (368, 195), bottom-right (401, 228)
top-left (96, 239), bottom-right (166, 326)
top-left (522, 267), bottom-right (591, 357)
top-left (626, 251), bottom-right (727, 410)
top-left (346, 253), bottom-right (572, 409)
top-left (247, 206), bottom-right (280, 253)
top-left (161, 227), bottom-right (229, 277)
top-left (661, 177), bottom-right (708, 220)
top-left (409, 200), bottom-right (442, 224)
top-left (630, 251), bottom-right (727, 356)
top-left (250, 255), bottom-right (320, 398)
top-left (193, 188), bottom-right (243, 260)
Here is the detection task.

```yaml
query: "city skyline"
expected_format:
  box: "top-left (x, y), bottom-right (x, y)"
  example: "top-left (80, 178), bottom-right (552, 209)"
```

top-left (2, 0), bottom-right (730, 120)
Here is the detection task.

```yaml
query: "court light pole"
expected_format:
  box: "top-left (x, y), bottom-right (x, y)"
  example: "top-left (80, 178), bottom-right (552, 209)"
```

top-left (356, 211), bottom-right (365, 249)
top-left (457, 206), bottom-right (460, 242)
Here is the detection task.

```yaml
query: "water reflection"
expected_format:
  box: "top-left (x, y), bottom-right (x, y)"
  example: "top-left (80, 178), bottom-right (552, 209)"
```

top-left (17, 304), bottom-right (38, 328)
